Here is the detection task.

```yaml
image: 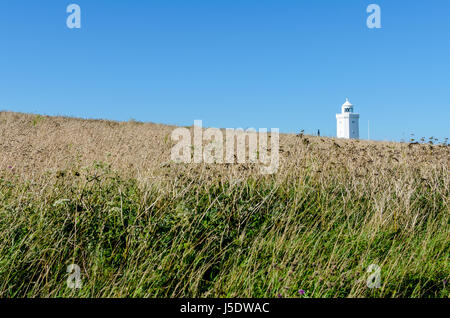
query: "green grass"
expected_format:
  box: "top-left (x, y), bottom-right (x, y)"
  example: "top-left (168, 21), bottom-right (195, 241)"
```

top-left (0, 163), bottom-right (448, 298)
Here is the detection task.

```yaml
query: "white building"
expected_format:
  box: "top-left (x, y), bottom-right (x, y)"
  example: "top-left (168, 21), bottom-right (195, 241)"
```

top-left (336, 98), bottom-right (359, 139)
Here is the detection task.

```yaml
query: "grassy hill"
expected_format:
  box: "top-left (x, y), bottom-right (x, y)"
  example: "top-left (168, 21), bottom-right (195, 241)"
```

top-left (0, 111), bottom-right (448, 297)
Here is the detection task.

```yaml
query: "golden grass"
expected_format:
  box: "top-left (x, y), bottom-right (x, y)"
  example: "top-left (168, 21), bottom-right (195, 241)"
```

top-left (0, 111), bottom-right (448, 297)
top-left (1, 111), bottom-right (448, 185)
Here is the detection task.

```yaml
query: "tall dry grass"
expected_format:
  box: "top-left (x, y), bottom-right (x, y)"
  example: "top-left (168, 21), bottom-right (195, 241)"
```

top-left (0, 111), bottom-right (448, 297)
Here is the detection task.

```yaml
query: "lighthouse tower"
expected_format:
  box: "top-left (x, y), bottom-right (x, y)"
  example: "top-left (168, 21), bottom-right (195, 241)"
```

top-left (336, 98), bottom-right (359, 139)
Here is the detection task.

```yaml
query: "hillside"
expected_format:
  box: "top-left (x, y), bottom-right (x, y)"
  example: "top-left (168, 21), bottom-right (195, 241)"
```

top-left (0, 111), bottom-right (448, 297)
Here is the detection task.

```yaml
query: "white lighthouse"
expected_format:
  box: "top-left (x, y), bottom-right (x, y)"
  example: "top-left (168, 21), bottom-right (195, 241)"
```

top-left (336, 98), bottom-right (359, 139)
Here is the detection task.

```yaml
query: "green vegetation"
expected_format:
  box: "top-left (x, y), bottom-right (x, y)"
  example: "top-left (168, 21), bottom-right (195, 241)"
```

top-left (0, 162), bottom-right (448, 298)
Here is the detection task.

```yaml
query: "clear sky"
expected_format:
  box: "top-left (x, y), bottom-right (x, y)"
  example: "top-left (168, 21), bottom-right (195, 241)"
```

top-left (1, 0), bottom-right (449, 141)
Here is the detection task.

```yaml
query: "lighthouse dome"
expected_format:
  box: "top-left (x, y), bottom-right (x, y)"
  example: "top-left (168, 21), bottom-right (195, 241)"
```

top-left (342, 98), bottom-right (354, 113)
top-left (342, 98), bottom-right (353, 107)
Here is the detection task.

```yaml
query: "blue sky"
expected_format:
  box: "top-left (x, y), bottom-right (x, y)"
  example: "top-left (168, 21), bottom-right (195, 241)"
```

top-left (1, 0), bottom-right (449, 141)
